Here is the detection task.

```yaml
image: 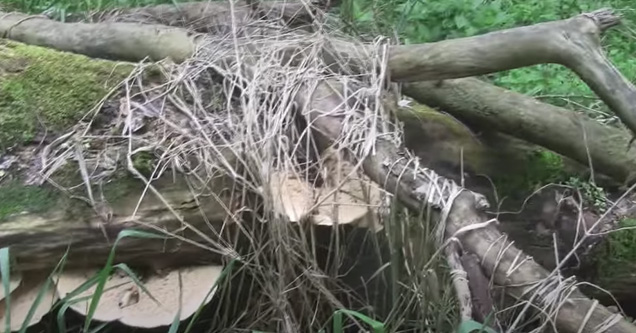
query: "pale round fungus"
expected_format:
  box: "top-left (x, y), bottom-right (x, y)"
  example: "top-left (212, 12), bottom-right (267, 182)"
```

top-left (0, 275), bottom-right (58, 331)
top-left (55, 265), bottom-right (224, 328)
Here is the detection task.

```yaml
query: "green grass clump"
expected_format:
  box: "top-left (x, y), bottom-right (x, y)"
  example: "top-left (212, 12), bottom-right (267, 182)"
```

top-left (0, 41), bottom-right (133, 150)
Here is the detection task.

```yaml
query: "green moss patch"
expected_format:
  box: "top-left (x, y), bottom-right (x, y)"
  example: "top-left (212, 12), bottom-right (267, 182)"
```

top-left (0, 180), bottom-right (59, 221)
top-left (491, 149), bottom-right (568, 198)
top-left (591, 218), bottom-right (636, 281)
top-left (0, 40), bottom-right (134, 150)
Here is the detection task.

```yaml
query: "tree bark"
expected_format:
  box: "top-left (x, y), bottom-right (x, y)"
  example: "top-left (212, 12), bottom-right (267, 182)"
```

top-left (297, 80), bottom-right (636, 333)
top-left (387, 9), bottom-right (636, 138)
top-left (399, 103), bottom-right (606, 194)
top-left (0, 174), bottom-right (236, 272)
top-left (403, 78), bottom-right (636, 186)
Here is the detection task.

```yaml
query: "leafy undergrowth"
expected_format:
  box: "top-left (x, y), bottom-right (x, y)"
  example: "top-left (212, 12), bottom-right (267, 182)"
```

top-left (341, 0), bottom-right (636, 124)
top-left (0, 0), bottom-right (188, 20)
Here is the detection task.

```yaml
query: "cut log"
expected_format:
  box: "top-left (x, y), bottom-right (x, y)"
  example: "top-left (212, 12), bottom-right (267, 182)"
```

top-left (403, 78), bottom-right (636, 186)
top-left (0, 38), bottom-right (578, 275)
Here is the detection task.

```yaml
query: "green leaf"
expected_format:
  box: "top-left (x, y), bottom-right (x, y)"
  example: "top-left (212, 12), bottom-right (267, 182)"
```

top-left (20, 248), bottom-right (70, 333)
top-left (82, 229), bottom-right (167, 332)
top-left (333, 309), bottom-right (384, 333)
top-left (454, 15), bottom-right (469, 29)
top-left (457, 319), bottom-right (497, 333)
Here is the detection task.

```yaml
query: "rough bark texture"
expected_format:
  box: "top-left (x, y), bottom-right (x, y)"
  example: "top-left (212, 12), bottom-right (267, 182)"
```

top-left (298, 80), bottom-right (636, 333)
top-left (0, 174), bottom-right (235, 272)
top-left (403, 78), bottom-right (636, 185)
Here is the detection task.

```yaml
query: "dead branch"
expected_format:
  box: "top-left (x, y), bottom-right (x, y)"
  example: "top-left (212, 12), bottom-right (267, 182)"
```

top-left (86, 4), bottom-right (636, 141)
top-left (296, 80), bottom-right (636, 333)
top-left (388, 9), bottom-right (636, 137)
top-left (403, 78), bottom-right (636, 185)
top-left (0, 12), bottom-right (198, 62)
top-left (3, 7), bottom-right (636, 140)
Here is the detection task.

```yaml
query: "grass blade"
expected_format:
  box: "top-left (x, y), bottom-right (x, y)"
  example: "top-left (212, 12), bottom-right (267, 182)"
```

top-left (333, 309), bottom-right (384, 333)
top-left (0, 247), bottom-right (11, 332)
top-left (183, 259), bottom-right (237, 333)
top-left (112, 263), bottom-right (161, 306)
top-left (82, 229), bottom-right (166, 332)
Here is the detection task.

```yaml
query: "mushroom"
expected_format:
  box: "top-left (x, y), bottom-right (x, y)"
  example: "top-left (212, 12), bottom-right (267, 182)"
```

top-left (0, 272), bottom-right (22, 301)
top-left (0, 274), bottom-right (59, 331)
top-left (312, 150), bottom-right (387, 231)
top-left (268, 171), bottom-right (316, 222)
top-left (313, 181), bottom-right (384, 231)
top-left (55, 265), bottom-right (224, 328)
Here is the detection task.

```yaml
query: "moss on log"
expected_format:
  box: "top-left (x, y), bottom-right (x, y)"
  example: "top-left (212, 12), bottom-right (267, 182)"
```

top-left (0, 41), bottom-right (235, 272)
top-left (400, 102), bottom-right (594, 199)
top-left (0, 40), bottom-right (134, 150)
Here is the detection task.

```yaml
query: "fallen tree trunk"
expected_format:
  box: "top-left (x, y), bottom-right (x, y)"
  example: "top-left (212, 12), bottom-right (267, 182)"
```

top-left (403, 78), bottom-right (636, 186)
top-left (0, 175), bottom-right (234, 272)
top-left (2, 8), bottom-right (636, 140)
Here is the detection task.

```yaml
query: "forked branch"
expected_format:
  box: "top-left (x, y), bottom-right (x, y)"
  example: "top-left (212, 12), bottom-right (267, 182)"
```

top-left (388, 9), bottom-right (636, 137)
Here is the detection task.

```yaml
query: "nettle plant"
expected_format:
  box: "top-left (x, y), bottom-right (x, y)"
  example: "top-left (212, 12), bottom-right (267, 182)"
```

top-left (565, 176), bottom-right (609, 212)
